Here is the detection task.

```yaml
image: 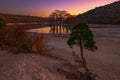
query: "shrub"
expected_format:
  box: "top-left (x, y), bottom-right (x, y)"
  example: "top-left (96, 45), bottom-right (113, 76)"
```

top-left (33, 35), bottom-right (46, 53)
top-left (0, 26), bottom-right (33, 53)
top-left (0, 18), bottom-right (7, 44)
top-left (0, 18), bottom-right (6, 29)
top-left (0, 26), bottom-right (47, 53)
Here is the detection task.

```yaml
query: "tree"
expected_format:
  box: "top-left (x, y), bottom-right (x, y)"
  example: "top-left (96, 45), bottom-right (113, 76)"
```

top-left (49, 10), bottom-right (72, 34)
top-left (50, 10), bottom-right (72, 19)
top-left (67, 23), bottom-right (97, 80)
top-left (0, 18), bottom-right (6, 29)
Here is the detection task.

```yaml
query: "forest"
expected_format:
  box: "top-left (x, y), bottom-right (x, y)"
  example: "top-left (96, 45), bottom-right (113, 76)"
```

top-left (77, 1), bottom-right (120, 24)
top-left (0, 13), bottom-right (48, 23)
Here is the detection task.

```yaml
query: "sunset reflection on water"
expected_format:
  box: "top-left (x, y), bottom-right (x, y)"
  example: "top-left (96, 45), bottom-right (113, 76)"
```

top-left (27, 26), bottom-right (70, 34)
top-left (27, 27), bottom-right (51, 33)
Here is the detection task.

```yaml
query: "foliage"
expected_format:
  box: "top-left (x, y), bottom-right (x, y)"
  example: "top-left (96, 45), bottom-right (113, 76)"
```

top-left (0, 26), bottom-right (32, 53)
top-left (0, 23), bottom-right (48, 54)
top-left (0, 25), bottom-right (48, 53)
top-left (0, 18), bottom-right (6, 29)
top-left (67, 23), bottom-right (97, 80)
top-left (0, 18), bottom-right (7, 45)
top-left (49, 10), bottom-right (72, 34)
top-left (77, 1), bottom-right (120, 24)
top-left (0, 13), bottom-right (46, 23)
top-left (33, 35), bottom-right (46, 53)
top-left (49, 10), bottom-right (72, 19)
top-left (67, 23), bottom-right (97, 51)
top-left (17, 36), bottom-right (32, 52)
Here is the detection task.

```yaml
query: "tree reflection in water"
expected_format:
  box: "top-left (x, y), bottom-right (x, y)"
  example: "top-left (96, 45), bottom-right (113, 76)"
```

top-left (49, 10), bottom-right (72, 34)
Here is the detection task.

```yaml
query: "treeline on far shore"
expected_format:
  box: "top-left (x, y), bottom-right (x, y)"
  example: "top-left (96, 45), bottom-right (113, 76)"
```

top-left (0, 13), bottom-right (49, 23)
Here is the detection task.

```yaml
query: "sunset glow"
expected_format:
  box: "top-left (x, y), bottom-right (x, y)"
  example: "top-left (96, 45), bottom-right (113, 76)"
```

top-left (0, 0), bottom-right (118, 17)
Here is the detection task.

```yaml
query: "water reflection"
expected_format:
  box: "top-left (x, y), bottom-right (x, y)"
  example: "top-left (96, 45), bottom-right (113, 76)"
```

top-left (50, 25), bottom-right (70, 34)
top-left (27, 26), bottom-right (70, 34)
top-left (27, 27), bottom-right (50, 33)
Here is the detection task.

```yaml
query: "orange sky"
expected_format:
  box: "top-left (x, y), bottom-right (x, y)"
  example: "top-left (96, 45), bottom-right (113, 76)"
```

top-left (0, 0), bottom-right (118, 17)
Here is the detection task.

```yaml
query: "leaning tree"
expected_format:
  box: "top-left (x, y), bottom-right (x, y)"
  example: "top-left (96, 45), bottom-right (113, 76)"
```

top-left (67, 23), bottom-right (97, 80)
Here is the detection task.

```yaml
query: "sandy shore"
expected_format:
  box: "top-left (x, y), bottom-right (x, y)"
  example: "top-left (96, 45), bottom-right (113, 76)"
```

top-left (0, 27), bottom-right (120, 80)
top-left (44, 27), bottom-right (120, 80)
top-left (46, 37), bottom-right (120, 80)
top-left (0, 50), bottom-right (86, 80)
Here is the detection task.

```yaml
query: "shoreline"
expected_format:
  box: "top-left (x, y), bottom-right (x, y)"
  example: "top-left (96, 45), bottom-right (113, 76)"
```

top-left (33, 29), bottom-right (120, 80)
top-left (0, 27), bottom-right (120, 80)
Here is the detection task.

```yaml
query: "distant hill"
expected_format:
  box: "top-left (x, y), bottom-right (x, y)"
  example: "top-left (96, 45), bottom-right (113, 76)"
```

top-left (0, 13), bottom-right (48, 23)
top-left (77, 1), bottom-right (120, 24)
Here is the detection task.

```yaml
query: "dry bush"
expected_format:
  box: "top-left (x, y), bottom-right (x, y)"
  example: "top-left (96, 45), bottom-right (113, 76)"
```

top-left (32, 35), bottom-right (47, 53)
top-left (3, 27), bottom-right (19, 46)
top-left (0, 26), bottom-right (49, 54)
top-left (0, 27), bottom-right (33, 53)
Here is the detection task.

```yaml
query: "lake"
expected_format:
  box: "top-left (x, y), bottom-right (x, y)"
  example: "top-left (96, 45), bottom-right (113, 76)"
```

top-left (26, 25), bottom-right (120, 39)
top-left (27, 26), bottom-right (71, 34)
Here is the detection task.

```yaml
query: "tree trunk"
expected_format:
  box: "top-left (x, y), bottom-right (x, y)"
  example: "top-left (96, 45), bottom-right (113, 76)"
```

top-left (79, 39), bottom-right (95, 80)
top-left (79, 39), bottom-right (89, 72)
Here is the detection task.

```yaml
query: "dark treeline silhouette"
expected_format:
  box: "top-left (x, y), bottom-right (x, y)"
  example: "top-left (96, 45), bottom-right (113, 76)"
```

top-left (0, 13), bottom-right (48, 23)
top-left (77, 1), bottom-right (120, 24)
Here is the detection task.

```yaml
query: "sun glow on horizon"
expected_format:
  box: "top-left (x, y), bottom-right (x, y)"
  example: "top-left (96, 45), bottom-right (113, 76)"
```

top-left (0, 0), bottom-right (118, 17)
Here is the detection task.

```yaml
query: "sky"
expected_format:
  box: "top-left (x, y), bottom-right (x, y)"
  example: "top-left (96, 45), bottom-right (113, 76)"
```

top-left (0, 0), bottom-right (118, 17)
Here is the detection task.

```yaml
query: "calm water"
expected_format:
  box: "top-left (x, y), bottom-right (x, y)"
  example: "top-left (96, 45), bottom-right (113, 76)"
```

top-left (27, 26), bottom-right (70, 34)
top-left (27, 27), bottom-right (51, 33)
top-left (27, 25), bottom-right (120, 39)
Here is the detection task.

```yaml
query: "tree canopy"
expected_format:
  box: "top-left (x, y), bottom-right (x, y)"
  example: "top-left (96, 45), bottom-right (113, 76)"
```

top-left (77, 1), bottom-right (120, 24)
top-left (67, 23), bottom-right (98, 80)
top-left (67, 23), bottom-right (97, 51)
top-left (49, 10), bottom-right (72, 19)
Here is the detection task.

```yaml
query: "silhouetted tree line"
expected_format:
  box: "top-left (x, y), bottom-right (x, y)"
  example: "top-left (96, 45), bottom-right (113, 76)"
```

top-left (0, 13), bottom-right (48, 23)
top-left (77, 1), bottom-right (120, 24)
top-left (49, 10), bottom-right (72, 34)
